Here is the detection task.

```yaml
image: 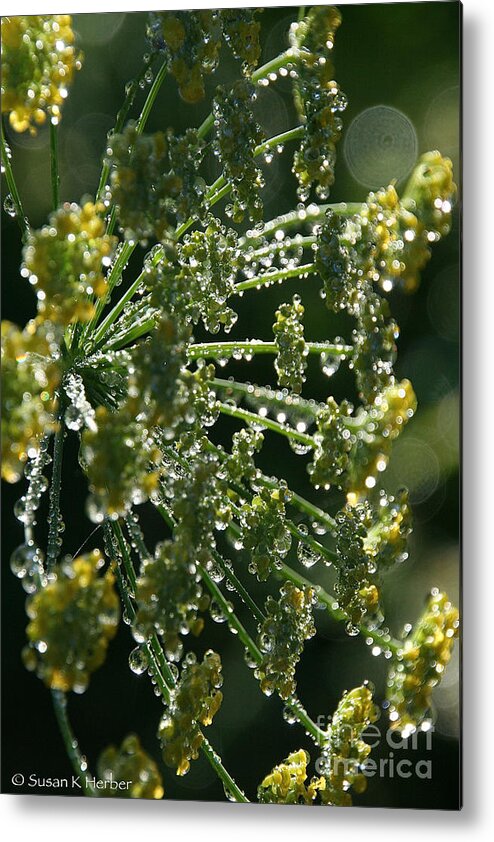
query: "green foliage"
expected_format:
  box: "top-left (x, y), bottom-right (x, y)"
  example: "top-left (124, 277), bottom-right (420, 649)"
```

top-left (106, 124), bottom-right (205, 243)
top-left (290, 5), bottom-right (347, 200)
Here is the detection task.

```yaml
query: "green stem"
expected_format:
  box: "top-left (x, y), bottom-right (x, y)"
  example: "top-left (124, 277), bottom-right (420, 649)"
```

top-left (190, 340), bottom-right (351, 361)
top-left (51, 690), bottom-right (96, 796)
top-left (1, 125), bottom-right (28, 237)
top-left (278, 562), bottom-right (400, 655)
top-left (246, 234), bottom-right (316, 262)
top-left (46, 408), bottom-right (65, 572)
top-left (89, 268), bottom-right (145, 350)
top-left (217, 400), bottom-right (314, 449)
top-left (200, 738), bottom-right (249, 802)
top-left (198, 563), bottom-right (261, 663)
top-left (235, 262), bottom-right (316, 294)
top-left (239, 202), bottom-right (360, 247)
top-left (49, 122), bottom-right (60, 210)
top-left (135, 61), bottom-right (169, 135)
top-left (212, 377), bottom-right (323, 423)
top-left (84, 60), bottom-right (168, 344)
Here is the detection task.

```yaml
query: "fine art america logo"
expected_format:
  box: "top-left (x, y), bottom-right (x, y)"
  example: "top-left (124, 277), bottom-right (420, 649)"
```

top-left (11, 772), bottom-right (133, 792)
top-left (314, 720), bottom-right (434, 781)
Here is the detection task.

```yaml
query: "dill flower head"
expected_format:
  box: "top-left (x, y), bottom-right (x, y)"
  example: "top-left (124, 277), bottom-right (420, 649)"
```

top-left (1, 319), bottom-right (60, 483)
top-left (22, 549), bottom-right (120, 693)
top-left (22, 201), bottom-right (117, 325)
top-left (1, 15), bottom-right (82, 134)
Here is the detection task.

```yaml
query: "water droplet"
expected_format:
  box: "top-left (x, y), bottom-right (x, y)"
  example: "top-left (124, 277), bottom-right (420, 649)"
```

top-left (3, 194), bottom-right (17, 218)
top-left (128, 646), bottom-right (148, 675)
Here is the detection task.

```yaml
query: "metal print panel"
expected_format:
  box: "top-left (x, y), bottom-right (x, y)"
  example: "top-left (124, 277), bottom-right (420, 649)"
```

top-left (1, 2), bottom-right (461, 809)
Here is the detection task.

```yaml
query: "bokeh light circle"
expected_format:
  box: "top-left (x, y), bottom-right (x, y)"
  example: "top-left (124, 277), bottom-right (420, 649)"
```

top-left (344, 105), bottom-right (418, 188)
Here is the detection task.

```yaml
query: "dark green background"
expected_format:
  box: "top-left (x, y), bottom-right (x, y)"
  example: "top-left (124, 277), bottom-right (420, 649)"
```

top-left (1, 3), bottom-right (460, 808)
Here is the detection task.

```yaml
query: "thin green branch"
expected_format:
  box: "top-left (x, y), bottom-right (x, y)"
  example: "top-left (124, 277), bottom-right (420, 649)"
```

top-left (88, 268), bottom-right (145, 350)
top-left (217, 399), bottom-right (314, 448)
top-left (189, 340), bottom-right (351, 361)
top-left (51, 690), bottom-right (96, 796)
top-left (235, 262), bottom-right (317, 294)
top-left (46, 407), bottom-right (65, 572)
top-left (239, 202), bottom-right (361, 248)
top-left (1, 125), bottom-right (28, 237)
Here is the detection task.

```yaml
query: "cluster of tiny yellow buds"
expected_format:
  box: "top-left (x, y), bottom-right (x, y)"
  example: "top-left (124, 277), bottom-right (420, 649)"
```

top-left (221, 8), bottom-right (262, 73)
top-left (334, 504), bottom-right (383, 634)
top-left (308, 397), bottom-right (352, 491)
top-left (171, 447), bottom-right (232, 560)
top-left (290, 6), bottom-right (347, 200)
top-left (386, 590), bottom-right (459, 735)
top-left (97, 734), bottom-right (164, 799)
top-left (402, 151), bottom-right (456, 239)
top-left (81, 406), bottom-right (161, 522)
top-left (345, 378), bottom-right (417, 502)
top-left (147, 9), bottom-right (261, 103)
top-left (225, 428), bottom-right (264, 485)
top-left (318, 683), bottom-right (379, 806)
top-left (363, 488), bottom-right (412, 569)
top-left (179, 217), bottom-right (241, 334)
top-left (273, 295), bottom-right (308, 394)
top-left (128, 316), bottom-right (192, 430)
top-left (133, 539), bottom-right (208, 663)
top-left (351, 289), bottom-right (399, 404)
top-left (239, 484), bottom-right (292, 581)
top-left (316, 154), bottom-right (456, 310)
top-left (106, 123), bottom-right (206, 244)
top-left (158, 651), bottom-right (223, 775)
top-left (213, 79), bottom-right (265, 223)
top-left (258, 749), bottom-right (324, 805)
top-left (1, 319), bottom-right (60, 483)
top-left (21, 201), bottom-right (116, 325)
top-left (1, 15), bottom-right (82, 134)
top-left (256, 582), bottom-right (316, 700)
top-left (22, 550), bottom-right (119, 693)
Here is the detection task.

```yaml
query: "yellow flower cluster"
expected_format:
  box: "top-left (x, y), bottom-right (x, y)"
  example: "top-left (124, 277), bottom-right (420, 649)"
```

top-left (386, 590), bottom-right (459, 735)
top-left (1, 15), bottom-right (82, 134)
top-left (97, 734), bottom-right (164, 799)
top-left (22, 550), bottom-right (120, 693)
top-left (1, 319), bottom-right (60, 483)
top-left (319, 684), bottom-right (379, 806)
top-left (258, 749), bottom-right (323, 805)
top-left (22, 201), bottom-right (117, 325)
top-left (158, 651), bottom-right (223, 776)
